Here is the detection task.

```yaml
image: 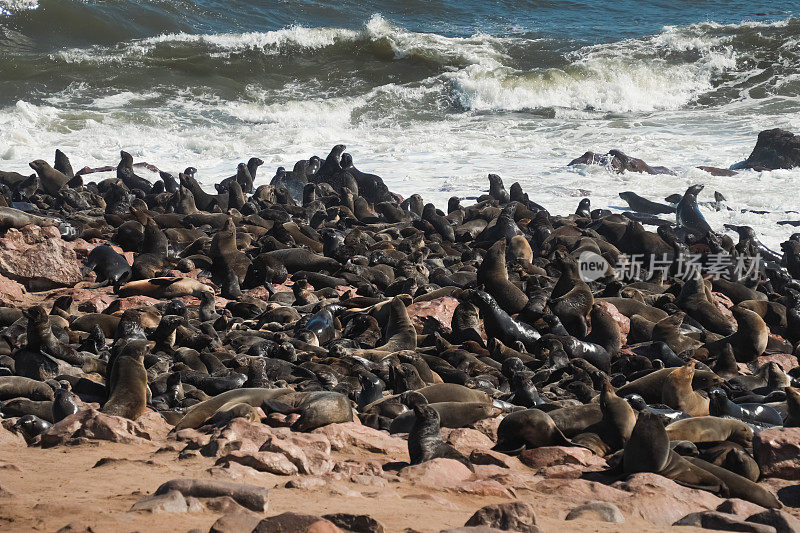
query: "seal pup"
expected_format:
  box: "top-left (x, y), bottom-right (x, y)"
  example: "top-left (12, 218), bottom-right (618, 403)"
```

top-left (402, 391), bottom-right (474, 471)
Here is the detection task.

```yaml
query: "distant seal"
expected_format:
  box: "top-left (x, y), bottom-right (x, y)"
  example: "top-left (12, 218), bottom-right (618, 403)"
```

top-left (117, 277), bottom-right (213, 299)
top-left (0, 376), bottom-right (54, 401)
top-left (102, 340), bottom-right (148, 420)
top-left (389, 401), bottom-right (498, 434)
top-left (117, 151), bottom-right (152, 193)
top-left (403, 392), bottom-right (474, 470)
top-left (28, 159), bottom-right (69, 196)
top-left (619, 191), bottom-right (675, 215)
top-left (676, 184), bottom-right (712, 235)
top-left (172, 388), bottom-right (292, 431)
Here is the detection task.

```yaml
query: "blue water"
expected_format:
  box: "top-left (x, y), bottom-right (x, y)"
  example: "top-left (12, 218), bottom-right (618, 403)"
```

top-left (1, 0), bottom-right (799, 247)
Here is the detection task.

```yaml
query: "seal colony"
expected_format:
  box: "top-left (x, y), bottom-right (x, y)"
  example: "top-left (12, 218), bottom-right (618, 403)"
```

top-left (2, 132), bottom-right (800, 531)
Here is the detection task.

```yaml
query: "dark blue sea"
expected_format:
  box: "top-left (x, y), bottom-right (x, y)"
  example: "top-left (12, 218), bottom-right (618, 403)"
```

top-left (1, 0), bottom-right (799, 244)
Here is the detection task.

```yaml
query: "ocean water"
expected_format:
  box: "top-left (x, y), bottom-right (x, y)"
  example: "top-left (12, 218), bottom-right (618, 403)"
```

top-left (1, 0), bottom-right (799, 248)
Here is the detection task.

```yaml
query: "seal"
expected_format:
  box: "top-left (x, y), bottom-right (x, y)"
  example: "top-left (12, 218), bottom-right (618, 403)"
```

top-left (616, 367), bottom-right (722, 404)
top-left (389, 401), bottom-right (498, 434)
top-left (477, 239), bottom-right (528, 314)
top-left (402, 391), bottom-right (474, 470)
top-left (619, 191), bottom-right (675, 215)
top-left (492, 408), bottom-right (574, 454)
top-left (0, 375), bottom-right (54, 401)
top-left (102, 340), bottom-right (148, 420)
top-left (676, 184), bottom-right (712, 236)
top-left (83, 244), bottom-right (132, 288)
top-left (117, 151), bottom-right (152, 193)
top-left (684, 456), bottom-right (781, 508)
top-left (708, 388), bottom-right (783, 426)
top-left (661, 361), bottom-right (710, 417)
top-left (699, 305), bottom-right (768, 362)
top-left (260, 390), bottom-right (353, 432)
top-left (467, 290), bottom-right (540, 352)
top-left (52, 380), bottom-right (79, 422)
top-left (118, 277), bottom-right (213, 299)
top-left (28, 159), bottom-right (68, 196)
top-left (665, 416), bottom-right (753, 448)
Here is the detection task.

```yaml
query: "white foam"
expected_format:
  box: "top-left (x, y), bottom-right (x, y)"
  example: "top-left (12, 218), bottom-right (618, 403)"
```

top-left (0, 0), bottom-right (37, 16)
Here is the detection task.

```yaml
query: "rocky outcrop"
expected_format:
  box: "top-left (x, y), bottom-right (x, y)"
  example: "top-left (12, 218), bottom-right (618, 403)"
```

top-left (738, 129), bottom-right (800, 170)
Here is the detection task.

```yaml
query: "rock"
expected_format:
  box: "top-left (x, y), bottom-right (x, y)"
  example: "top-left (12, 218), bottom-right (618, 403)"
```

top-left (468, 449), bottom-right (518, 469)
top-left (567, 149), bottom-right (675, 175)
top-left (565, 501), bottom-right (624, 523)
top-left (518, 446), bottom-right (603, 469)
top-left (217, 450), bottom-right (299, 476)
top-left (55, 522), bottom-right (95, 533)
top-left (441, 528), bottom-right (508, 533)
top-left (753, 427), bottom-right (800, 479)
top-left (613, 473), bottom-right (724, 525)
top-left (260, 434), bottom-right (334, 475)
top-left (674, 511), bottom-right (776, 533)
top-left (470, 416), bottom-right (502, 442)
top-left (406, 297), bottom-right (459, 334)
top-left (717, 499), bottom-right (768, 518)
top-left (39, 409), bottom-right (152, 447)
top-left (754, 354), bottom-right (798, 372)
top-left (135, 410), bottom-right (172, 441)
top-left (323, 513), bottom-right (385, 533)
top-left (398, 458), bottom-right (473, 488)
top-left (253, 512), bottom-right (341, 533)
top-left (286, 477), bottom-right (326, 490)
top-left (746, 510), bottom-right (800, 533)
top-left (210, 510), bottom-right (264, 533)
top-left (0, 225), bottom-right (83, 289)
top-left (464, 501), bottom-right (539, 533)
top-left (312, 423), bottom-right (405, 455)
top-left (443, 428), bottom-right (494, 453)
top-left (130, 490), bottom-right (188, 513)
top-left (739, 129), bottom-right (800, 170)
top-left (201, 418), bottom-right (273, 457)
top-left (0, 272), bottom-right (25, 304)
top-left (457, 479), bottom-right (512, 498)
top-left (154, 478), bottom-right (269, 513)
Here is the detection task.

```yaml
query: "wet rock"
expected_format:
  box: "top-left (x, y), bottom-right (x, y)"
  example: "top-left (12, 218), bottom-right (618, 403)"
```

top-left (253, 512), bottom-right (341, 533)
top-left (565, 501), bottom-right (624, 523)
top-left (464, 501), bottom-right (539, 533)
top-left (738, 129), bottom-right (800, 170)
top-left (674, 511), bottom-right (776, 532)
top-left (130, 490), bottom-right (188, 513)
top-left (753, 427), bottom-right (800, 479)
top-left (154, 478), bottom-right (269, 513)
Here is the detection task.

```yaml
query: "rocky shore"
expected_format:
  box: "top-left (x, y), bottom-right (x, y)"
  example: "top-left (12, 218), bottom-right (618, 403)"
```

top-left (1, 129), bottom-right (800, 533)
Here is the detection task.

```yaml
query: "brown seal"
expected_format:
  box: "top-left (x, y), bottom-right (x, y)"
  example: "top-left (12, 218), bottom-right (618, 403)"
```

top-left (29, 159), bottom-right (68, 195)
top-left (661, 361), bottom-right (710, 416)
top-left (102, 340), bottom-right (148, 420)
top-left (665, 416), bottom-right (753, 448)
top-left (477, 238), bottom-right (528, 314)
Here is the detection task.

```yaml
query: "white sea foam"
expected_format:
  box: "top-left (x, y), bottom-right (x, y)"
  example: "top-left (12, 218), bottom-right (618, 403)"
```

top-left (0, 0), bottom-right (37, 16)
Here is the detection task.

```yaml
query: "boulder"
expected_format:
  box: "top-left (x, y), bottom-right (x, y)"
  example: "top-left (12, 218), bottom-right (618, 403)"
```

top-left (754, 428), bottom-right (800, 479)
top-left (464, 501), bottom-right (539, 533)
top-left (674, 511), bottom-right (776, 533)
top-left (39, 409), bottom-right (152, 447)
top-left (565, 502), bottom-right (624, 523)
top-left (407, 297), bottom-right (459, 334)
top-left (398, 458), bottom-right (473, 488)
top-left (0, 225), bottom-right (83, 289)
top-left (154, 478), bottom-right (269, 513)
top-left (322, 513), bottom-right (385, 533)
top-left (253, 512), bottom-right (340, 533)
top-left (312, 423), bottom-right (405, 455)
top-left (739, 129), bottom-right (800, 171)
top-left (129, 490), bottom-right (188, 514)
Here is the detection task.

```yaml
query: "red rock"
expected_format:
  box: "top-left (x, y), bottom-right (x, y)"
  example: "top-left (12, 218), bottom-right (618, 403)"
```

top-left (717, 499), bottom-right (767, 518)
top-left (0, 225), bottom-right (83, 289)
top-left (754, 354), bottom-right (798, 372)
top-left (39, 409), bottom-right (153, 447)
top-left (217, 451), bottom-right (299, 476)
top-left (253, 512), bottom-right (341, 533)
top-left (200, 418), bottom-right (273, 457)
top-left (399, 458), bottom-right (473, 488)
top-left (594, 301), bottom-right (630, 345)
top-left (470, 416), bottom-right (502, 442)
top-left (407, 297), bottom-right (460, 334)
top-left (613, 473), bottom-right (724, 525)
top-left (468, 449), bottom-right (519, 469)
top-left (136, 411), bottom-right (172, 441)
top-left (457, 480), bottom-right (512, 498)
top-left (311, 423), bottom-right (406, 455)
top-left (711, 292), bottom-right (737, 326)
top-left (754, 427), bottom-right (800, 479)
top-left (286, 477), bottom-right (326, 490)
top-left (443, 428), bottom-right (494, 454)
top-left (260, 435), bottom-right (334, 476)
top-left (747, 509), bottom-right (800, 533)
top-left (0, 272), bottom-right (25, 304)
top-left (518, 446), bottom-right (604, 469)
top-left (464, 501), bottom-right (539, 533)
